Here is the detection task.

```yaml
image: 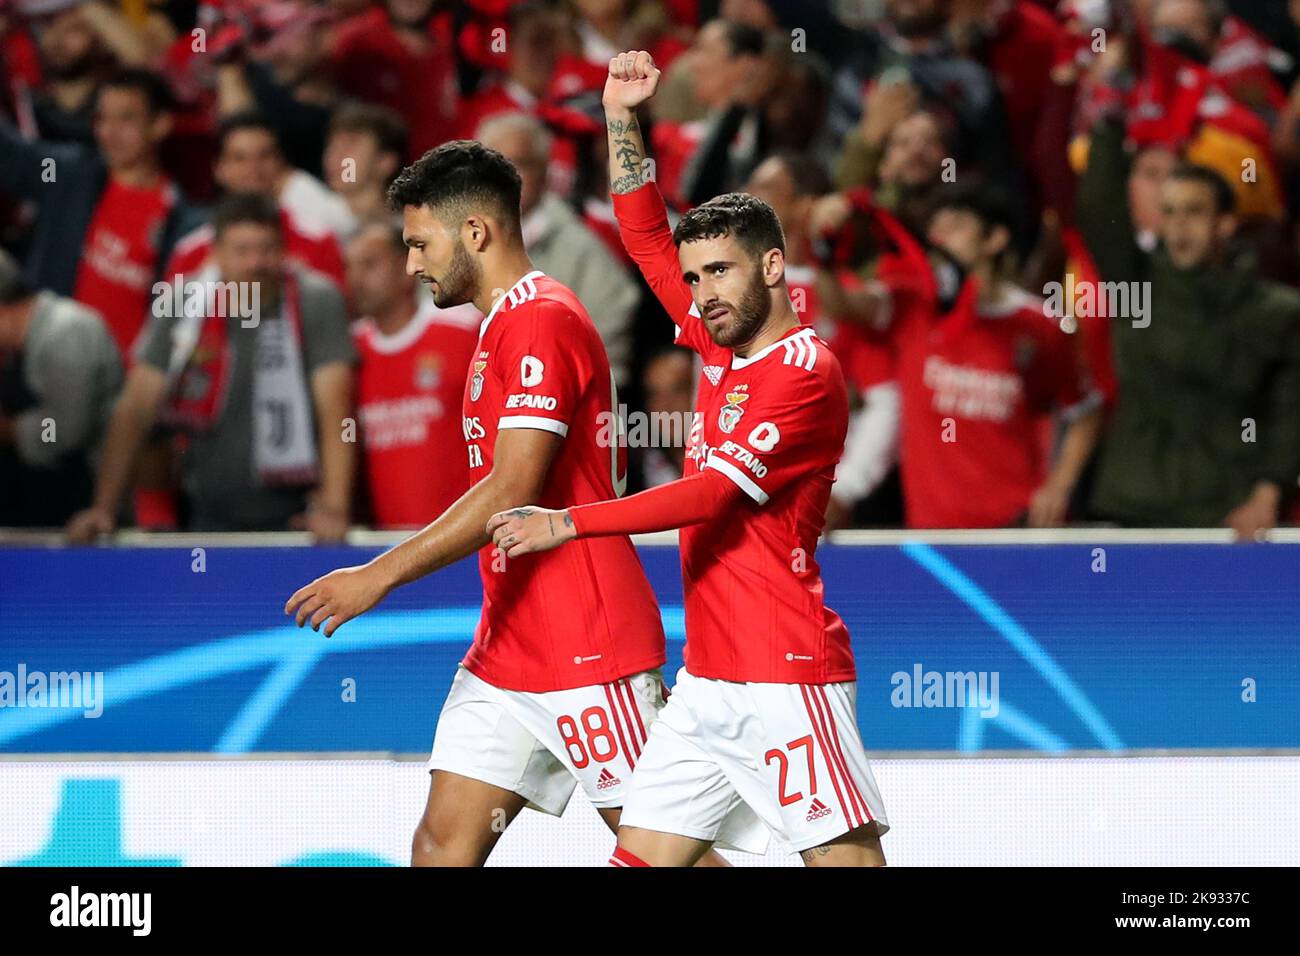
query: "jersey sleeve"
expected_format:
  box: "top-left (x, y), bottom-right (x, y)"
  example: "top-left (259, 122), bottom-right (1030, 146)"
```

top-left (611, 182), bottom-right (711, 355)
top-left (491, 300), bottom-right (591, 438)
top-left (703, 353), bottom-right (848, 505)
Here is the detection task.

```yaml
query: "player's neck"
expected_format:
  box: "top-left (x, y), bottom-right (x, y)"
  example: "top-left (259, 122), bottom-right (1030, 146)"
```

top-left (731, 303), bottom-right (801, 359)
top-left (474, 250), bottom-right (540, 316)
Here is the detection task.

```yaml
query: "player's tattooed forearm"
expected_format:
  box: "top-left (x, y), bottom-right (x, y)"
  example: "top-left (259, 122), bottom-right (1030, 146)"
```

top-left (608, 118), bottom-right (646, 194)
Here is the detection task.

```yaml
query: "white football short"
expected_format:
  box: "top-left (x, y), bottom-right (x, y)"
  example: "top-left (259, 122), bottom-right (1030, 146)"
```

top-left (427, 665), bottom-right (666, 816)
top-left (619, 667), bottom-right (890, 854)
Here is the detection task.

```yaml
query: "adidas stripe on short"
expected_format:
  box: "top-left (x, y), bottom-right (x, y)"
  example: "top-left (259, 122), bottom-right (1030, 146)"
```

top-left (427, 664), bottom-right (665, 816)
top-left (618, 666), bottom-right (890, 855)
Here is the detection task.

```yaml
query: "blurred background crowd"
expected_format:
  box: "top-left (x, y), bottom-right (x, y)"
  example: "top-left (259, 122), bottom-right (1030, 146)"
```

top-left (3, 0), bottom-right (1300, 541)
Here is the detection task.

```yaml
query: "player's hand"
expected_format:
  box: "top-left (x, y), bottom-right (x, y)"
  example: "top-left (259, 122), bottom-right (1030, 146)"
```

top-left (603, 50), bottom-right (661, 112)
top-left (284, 563), bottom-right (391, 636)
top-left (486, 506), bottom-right (576, 558)
top-left (66, 506), bottom-right (116, 545)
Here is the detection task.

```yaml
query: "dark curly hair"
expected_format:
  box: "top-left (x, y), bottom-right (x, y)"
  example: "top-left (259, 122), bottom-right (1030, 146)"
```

top-left (672, 192), bottom-right (786, 261)
top-left (387, 140), bottom-right (523, 235)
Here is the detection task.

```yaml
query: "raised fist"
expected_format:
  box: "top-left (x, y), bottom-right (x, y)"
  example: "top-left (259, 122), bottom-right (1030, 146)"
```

top-left (603, 50), bottom-right (661, 112)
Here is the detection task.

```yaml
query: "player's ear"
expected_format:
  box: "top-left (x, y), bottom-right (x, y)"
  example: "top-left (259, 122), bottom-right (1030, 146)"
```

top-left (463, 215), bottom-right (489, 252)
top-left (763, 248), bottom-right (785, 287)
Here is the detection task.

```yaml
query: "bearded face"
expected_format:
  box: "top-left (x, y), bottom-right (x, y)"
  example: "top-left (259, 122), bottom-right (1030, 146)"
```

top-left (400, 204), bottom-right (485, 309)
top-left (679, 234), bottom-right (777, 350)
top-left (709, 260), bottom-right (772, 348)
top-left (430, 236), bottom-right (481, 309)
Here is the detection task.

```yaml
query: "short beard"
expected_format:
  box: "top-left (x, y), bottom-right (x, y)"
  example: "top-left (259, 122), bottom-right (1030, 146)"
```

top-left (432, 238), bottom-right (480, 308)
top-left (710, 265), bottom-right (772, 348)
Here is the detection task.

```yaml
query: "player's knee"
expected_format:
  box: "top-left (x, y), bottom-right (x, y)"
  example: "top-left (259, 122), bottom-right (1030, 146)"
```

top-left (410, 815), bottom-right (483, 867)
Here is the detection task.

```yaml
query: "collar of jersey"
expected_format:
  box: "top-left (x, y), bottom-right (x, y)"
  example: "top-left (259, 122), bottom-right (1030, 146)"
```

top-left (479, 269), bottom-right (546, 339)
top-left (730, 325), bottom-right (816, 370)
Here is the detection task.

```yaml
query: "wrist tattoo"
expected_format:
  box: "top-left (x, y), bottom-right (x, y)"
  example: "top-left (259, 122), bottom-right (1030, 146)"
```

top-left (608, 118), bottom-right (646, 194)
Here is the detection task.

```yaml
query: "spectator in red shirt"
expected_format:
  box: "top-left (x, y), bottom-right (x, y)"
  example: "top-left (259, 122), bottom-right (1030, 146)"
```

top-left (0, 68), bottom-right (205, 361)
top-left (455, 0), bottom-right (563, 140)
top-left (548, 0), bottom-right (691, 103)
top-left (348, 220), bottom-right (478, 529)
top-left (848, 182), bottom-right (1103, 528)
top-left (163, 112), bottom-right (346, 290)
top-left (1148, 0), bottom-right (1288, 122)
top-left (328, 0), bottom-right (459, 160)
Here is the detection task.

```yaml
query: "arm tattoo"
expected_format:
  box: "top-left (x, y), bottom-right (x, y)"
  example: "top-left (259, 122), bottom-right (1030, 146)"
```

top-left (607, 117), bottom-right (646, 194)
top-left (546, 513), bottom-right (555, 538)
top-left (563, 513), bottom-right (573, 528)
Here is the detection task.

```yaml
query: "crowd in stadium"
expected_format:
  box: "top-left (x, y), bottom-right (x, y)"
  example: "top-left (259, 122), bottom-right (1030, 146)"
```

top-left (2, 0), bottom-right (1300, 539)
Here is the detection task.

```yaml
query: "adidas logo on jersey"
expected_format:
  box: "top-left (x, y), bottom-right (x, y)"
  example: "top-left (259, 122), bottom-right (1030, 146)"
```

top-left (702, 365), bottom-right (725, 387)
top-left (597, 768), bottom-right (622, 791)
top-left (806, 798), bottom-right (833, 822)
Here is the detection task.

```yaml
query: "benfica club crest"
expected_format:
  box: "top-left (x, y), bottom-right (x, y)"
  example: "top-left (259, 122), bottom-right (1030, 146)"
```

top-left (470, 360), bottom-right (488, 401)
top-left (718, 386), bottom-right (750, 434)
top-left (415, 353), bottom-right (441, 391)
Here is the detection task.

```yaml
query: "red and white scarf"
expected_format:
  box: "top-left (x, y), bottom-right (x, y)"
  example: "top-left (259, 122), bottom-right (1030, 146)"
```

top-left (160, 265), bottom-right (318, 486)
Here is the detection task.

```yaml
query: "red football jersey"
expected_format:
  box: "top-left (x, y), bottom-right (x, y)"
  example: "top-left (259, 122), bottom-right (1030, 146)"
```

top-left (354, 299), bottom-right (480, 529)
top-left (461, 270), bottom-right (666, 691)
top-left (614, 185), bottom-right (856, 685)
top-left (73, 177), bottom-right (176, 359)
top-left (887, 279), bottom-right (1093, 528)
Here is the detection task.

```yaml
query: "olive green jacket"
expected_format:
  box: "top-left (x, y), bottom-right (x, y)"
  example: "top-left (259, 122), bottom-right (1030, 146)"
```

top-left (1079, 118), bottom-right (1300, 525)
